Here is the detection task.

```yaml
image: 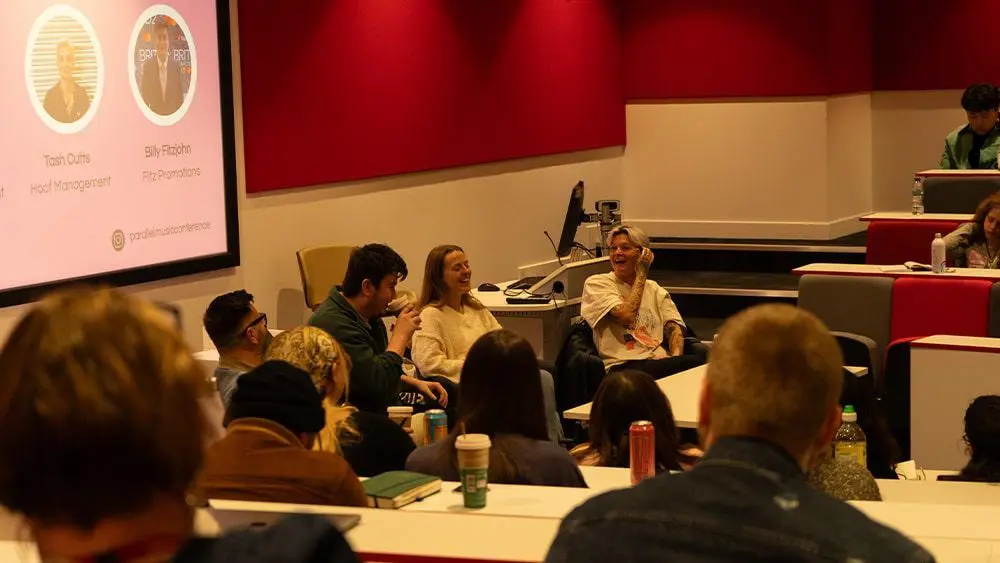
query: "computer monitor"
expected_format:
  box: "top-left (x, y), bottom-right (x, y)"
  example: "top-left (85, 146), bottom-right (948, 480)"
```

top-left (557, 181), bottom-right (586, 257)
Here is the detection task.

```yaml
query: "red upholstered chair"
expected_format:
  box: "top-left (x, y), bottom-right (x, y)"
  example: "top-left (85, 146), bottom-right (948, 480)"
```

top-left (889, 277), bottom-right (992, 341)
top-left (865, 220), bottom-right (965, 265)
top-left (885, 277), bottom-right (993, 460)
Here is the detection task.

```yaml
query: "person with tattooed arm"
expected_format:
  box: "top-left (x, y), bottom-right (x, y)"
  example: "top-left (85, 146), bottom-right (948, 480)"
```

top-left (580, 225), bottom-right (704, 379)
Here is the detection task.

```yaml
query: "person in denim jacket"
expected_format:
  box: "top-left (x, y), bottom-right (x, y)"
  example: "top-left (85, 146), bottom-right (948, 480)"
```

top-left (546, 304), bottom-right (934, 563)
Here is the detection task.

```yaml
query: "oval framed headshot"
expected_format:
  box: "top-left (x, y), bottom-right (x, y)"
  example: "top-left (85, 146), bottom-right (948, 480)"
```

top-left (128, 5), bottom-right (197, 126)
top-left (24, 5), bottom-right (104, 134)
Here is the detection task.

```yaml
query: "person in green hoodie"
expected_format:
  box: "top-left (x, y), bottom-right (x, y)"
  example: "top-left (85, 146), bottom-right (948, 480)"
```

top-left (309, 243), bottom-right (448, 414)
top-left (940, 83), bottom-right (1000, 170)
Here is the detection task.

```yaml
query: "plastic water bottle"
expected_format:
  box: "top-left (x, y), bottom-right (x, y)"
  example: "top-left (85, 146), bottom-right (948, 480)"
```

top-left (911, 175), bottom-right (924, 215)
top-left (834, 405), bottom-right (867, 467)
top-left (931, 233), bottom-right (946, 273)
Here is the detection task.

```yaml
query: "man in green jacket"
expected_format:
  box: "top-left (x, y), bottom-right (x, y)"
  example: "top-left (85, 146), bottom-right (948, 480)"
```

top-left (940, 83), bottom-right (1000, 170)
top-left (309, 243), bottom-right (447, 414)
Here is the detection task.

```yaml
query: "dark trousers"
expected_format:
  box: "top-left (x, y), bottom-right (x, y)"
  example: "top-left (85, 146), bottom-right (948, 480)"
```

top-left (609, 354), bottom-right (704, 380)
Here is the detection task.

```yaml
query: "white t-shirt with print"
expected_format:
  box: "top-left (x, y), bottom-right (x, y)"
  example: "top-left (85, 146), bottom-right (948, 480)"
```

top-left (580, 272), bottom-right (685, 369)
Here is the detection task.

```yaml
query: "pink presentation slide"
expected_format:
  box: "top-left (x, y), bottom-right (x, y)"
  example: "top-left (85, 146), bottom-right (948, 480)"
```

top-left (0, 0), bottom-right (228, 292)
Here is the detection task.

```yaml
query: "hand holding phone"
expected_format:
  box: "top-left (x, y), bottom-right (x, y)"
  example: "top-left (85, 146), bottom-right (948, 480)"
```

top-left (638, 247), bottom-right (655, 268)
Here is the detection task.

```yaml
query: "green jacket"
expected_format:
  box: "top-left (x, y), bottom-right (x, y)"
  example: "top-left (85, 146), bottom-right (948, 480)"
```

top-left (939, 124), bottom-right (1000, 169)
top-left (308, 290), bottom-right (403, 413)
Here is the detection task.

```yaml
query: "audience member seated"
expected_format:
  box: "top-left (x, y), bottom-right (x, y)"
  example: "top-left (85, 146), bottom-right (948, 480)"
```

top-left (266, 326), bottom-right (415, 477)
top-left (545, 304), bottom-right (931, 563)
top-left (412, 244), bottom-right (563, 442)
top-left (200, 360), bottom-right (367, 506)
top-left (580, 225), bottom-right (704, 380)
top-left (940, 83), bottom-right (1000, 170)
top-left (806, 448), bottom-right (882, 502)
top-left (944, 193), bottom-right (1000, 268)
top-left (570, 369), bottom-right (700, 471)
top-left (0, 288), bottom-right (356, 562)
top-left (309, 243), bottom-right (448, 414)
top-left (203, 289), bottom-right (272, 408)
top-left (951, 395), bottom-right (1000, 482)
top-left (407, 330), bottom-right (586, 487)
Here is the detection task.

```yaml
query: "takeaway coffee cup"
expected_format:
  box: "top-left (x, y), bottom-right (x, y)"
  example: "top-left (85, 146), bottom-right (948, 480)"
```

top-left (455, 433), bottom-right (491, 509)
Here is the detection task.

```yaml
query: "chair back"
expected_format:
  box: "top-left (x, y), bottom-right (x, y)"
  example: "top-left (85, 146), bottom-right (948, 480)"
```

top-left (297, 245), bottom-right (355, 310)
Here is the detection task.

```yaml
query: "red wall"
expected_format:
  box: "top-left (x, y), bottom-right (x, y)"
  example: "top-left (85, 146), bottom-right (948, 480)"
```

top-left (238, 0), bottom-right (624, 193)
top-left (622, 0), bottom-right (872, 99)
top-left (875, 0), bottom-right (1000, 91)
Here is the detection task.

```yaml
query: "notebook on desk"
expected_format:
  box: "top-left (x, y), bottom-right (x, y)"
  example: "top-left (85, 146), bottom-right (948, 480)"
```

top-left (208, 509), bottom-right (361, 533)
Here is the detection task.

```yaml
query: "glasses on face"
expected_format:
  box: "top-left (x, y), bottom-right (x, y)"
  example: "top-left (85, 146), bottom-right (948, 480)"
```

top-left (241, 313), bottom-right (267, 336)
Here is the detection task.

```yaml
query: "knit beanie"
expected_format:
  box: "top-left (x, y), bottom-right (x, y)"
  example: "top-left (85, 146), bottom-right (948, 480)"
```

top-left (226, 360), bottom-right (325, 435)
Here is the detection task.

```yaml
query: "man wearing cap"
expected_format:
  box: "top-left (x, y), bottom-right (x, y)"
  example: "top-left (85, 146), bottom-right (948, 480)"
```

top-left (197, 360), bottom-right (368, 507)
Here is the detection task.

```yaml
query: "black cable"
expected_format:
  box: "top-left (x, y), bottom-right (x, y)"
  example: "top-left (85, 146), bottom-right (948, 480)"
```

top-left (544, 230), bottom-right (564, 266)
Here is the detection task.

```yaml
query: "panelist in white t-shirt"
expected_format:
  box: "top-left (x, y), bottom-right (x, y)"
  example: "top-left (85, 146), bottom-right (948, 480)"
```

top-left (580, 225), bottom-right (703, 380)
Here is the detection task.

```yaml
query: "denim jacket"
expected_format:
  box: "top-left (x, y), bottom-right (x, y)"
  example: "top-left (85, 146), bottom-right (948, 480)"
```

top-left (545, 436), bottom-right (934, 563)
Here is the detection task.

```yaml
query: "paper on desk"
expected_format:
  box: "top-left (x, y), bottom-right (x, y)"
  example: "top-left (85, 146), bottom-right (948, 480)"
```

top-left (878, 265), bottom-right (910, 273)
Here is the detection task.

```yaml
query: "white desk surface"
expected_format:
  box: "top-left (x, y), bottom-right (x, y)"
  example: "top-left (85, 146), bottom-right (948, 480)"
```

top-left (861, 212), bottom-right (972, 222)
top-left (206, 500), bottom-right (558, 562)
top-left (472, 281), bottom-right (572, 313)
top-left (912, 335), bottom-right (1000, 352)
top-left (563, 364), bottom-right (867, 423)
top-left (794, 263), bottom-right (1000, 281)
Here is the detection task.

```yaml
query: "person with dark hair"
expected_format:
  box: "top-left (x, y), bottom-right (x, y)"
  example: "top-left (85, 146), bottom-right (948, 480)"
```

top-left (545, 304), bottom-right (932, 563)
top-left (412, 244), bottom-right (563, 442)
top-left (203, 289), bottom-right (271, 408)
top-left (940, 83), bottom-right (1000, 169)
top-left (955, 395), bottom-right (1000, 482)
top-left (570, 370), bottom-right (700, 471)
top-left (140, 20), bottom-right (185, 115)
top-left (944, 193), bottom-right (1000, 268)
top-left (406, 330), bottom-right (586, 487)
top-left (197, 360), bottom-right (368, 506)
top-left (0, 288), bottom-right (356, 563)
top-left (309, 243), bottom-right (447, 414)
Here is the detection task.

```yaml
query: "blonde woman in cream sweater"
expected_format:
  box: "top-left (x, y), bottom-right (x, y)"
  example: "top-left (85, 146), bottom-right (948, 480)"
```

top-left (412, 245), bottom-right (563, 442)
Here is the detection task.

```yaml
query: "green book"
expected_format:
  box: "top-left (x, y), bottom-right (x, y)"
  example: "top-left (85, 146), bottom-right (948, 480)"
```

top-left (362, 471), bottom-right (442, 509)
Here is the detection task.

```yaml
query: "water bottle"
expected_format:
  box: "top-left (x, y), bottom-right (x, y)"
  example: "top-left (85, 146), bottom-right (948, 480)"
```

top-left (931, 233), bottom-right (946, 273)
top-left (911, 175), bottom-right (924, 215)
top-left (834, 405), bottom-right (867, 467)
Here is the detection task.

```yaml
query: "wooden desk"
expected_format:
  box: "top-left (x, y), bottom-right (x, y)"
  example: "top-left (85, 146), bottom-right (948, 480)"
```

top-left (563, 364), bottom-right (868, 424)
top-left (861, 212), bottom-right (972, 222)
top-left (794, 263), bottom-right (1000, 281)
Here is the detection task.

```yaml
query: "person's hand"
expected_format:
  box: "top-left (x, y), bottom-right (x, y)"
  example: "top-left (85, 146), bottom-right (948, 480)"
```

top-left (414, 380), bottom-right (449, 407)
top-left (638, 247), bottom-right (654, 269)
top-left (394, 305), bottom-right (422, 339)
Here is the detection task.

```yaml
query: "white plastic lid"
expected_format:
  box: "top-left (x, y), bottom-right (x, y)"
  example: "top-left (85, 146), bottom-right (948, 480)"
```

top-left (387, 406), bottom-right (413, 415)
top-left (455, 433), bottom-right (491, 450)
top-left (841, 408), bottom-right (857, 422)
top-left (935, 233), bottom-right (942, 238)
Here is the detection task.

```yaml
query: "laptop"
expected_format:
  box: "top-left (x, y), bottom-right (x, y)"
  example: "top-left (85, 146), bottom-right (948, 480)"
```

top-left (208, 508), bottom-right (361, 534)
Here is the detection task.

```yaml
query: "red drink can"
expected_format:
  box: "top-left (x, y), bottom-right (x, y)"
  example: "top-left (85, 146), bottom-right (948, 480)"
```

top-left (629, 420), bottom-right (655, 485)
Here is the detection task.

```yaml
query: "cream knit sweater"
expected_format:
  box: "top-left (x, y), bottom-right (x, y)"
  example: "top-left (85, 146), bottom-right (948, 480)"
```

top-left (411, 304), bottom-right (502, 383)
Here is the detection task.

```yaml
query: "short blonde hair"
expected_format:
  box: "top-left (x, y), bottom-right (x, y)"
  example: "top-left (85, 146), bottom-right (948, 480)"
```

top-left (0, 288), bottom-right (207, 528)
top-left (706, 304), bottom-right (843, 450)
top-left (265, 327), bottom-right (356, 452)
top-left (606, 224), bottom-right (650, 249)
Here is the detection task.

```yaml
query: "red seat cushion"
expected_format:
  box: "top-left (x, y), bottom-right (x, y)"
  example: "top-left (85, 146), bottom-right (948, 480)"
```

top-left (866, 220), bottom-right (965, 265)
top-left (889, 278), bottom-right (992, 342)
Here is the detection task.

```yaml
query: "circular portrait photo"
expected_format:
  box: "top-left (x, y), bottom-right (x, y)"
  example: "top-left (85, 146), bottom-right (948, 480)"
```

top-left (129, 5), bottom-right (197, 126)
top-left (24, 5), bottom-right (104, 134)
